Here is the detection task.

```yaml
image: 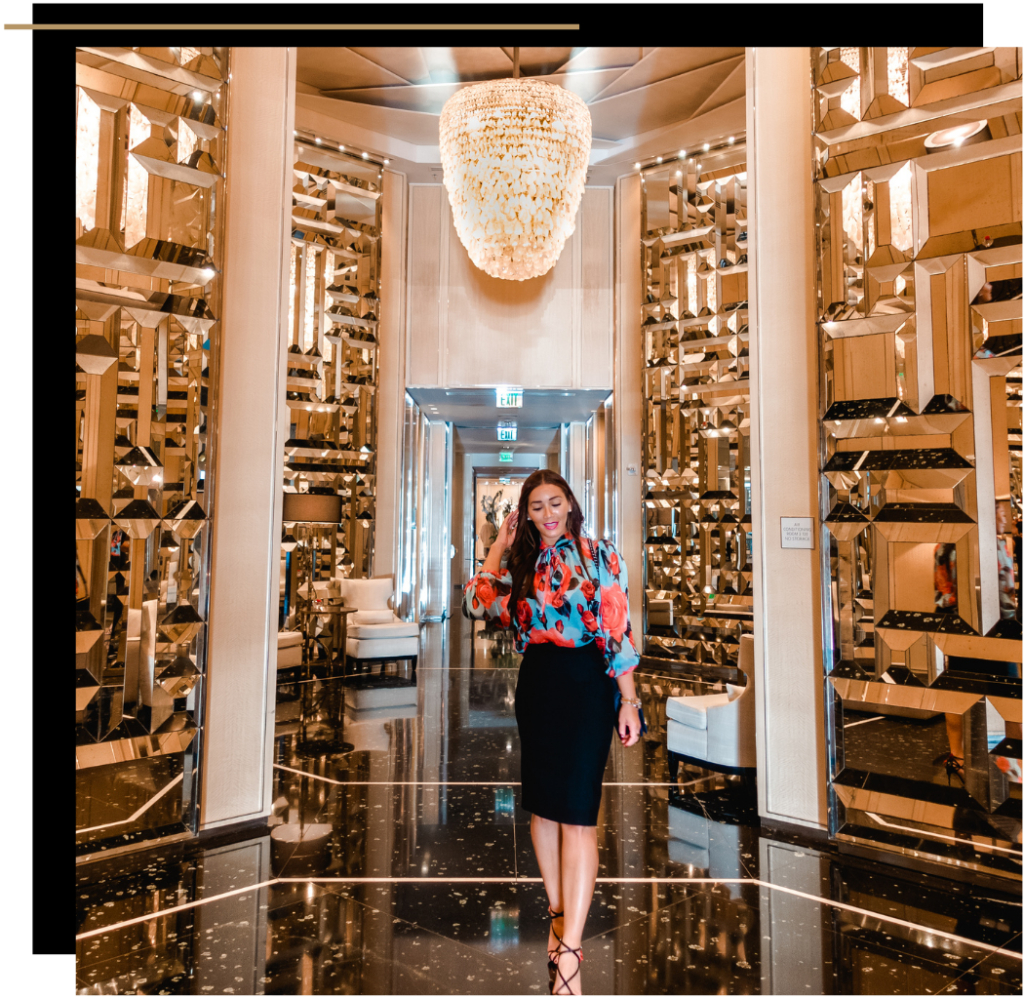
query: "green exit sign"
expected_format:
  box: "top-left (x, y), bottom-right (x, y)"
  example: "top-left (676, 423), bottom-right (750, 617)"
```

top-left (496, 387), bottom-right (523, 408)
top-left (499, 451), bottom-right (513, 462)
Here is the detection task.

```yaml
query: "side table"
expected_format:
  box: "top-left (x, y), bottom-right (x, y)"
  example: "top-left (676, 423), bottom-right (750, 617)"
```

top-left (297, 601), bottom-right (358, 675)
top-left (294, 601), bottom-right (358, 757)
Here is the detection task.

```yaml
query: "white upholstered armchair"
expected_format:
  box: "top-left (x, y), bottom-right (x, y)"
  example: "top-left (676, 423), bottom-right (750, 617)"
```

top-left (339, 576), bottom-right (420, 673)
top-left (666, 633), bottom-right (756, 771)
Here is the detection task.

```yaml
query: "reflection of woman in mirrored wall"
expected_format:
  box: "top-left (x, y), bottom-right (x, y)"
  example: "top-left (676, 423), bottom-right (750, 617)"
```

top-left (972, 277), bottom-right (1023, 305)
top-left (934, 505), bottom-right (1022, 783)
top-left (934, 543), bottom-right (957, 611)
top-left (994, 499), bottom-right (1022, 782)
top-left (996, 500), bottom-right (1019, 624)
top-left (933, 542), bottom-right (966, 782)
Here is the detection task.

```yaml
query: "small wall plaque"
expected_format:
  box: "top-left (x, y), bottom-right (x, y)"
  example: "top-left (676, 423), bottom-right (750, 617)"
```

top-left (780, 516), bottom-right (814, 549)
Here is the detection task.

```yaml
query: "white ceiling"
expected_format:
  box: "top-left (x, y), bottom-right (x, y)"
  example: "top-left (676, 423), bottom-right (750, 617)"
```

top-left (294, 47), bottom-right (747, 184)
top-left (453, 425), bottom-right (561, 456)
top-left (409, 387), bottom-right (610, 423)
top-left (408, 387), bottom-right (610, 453)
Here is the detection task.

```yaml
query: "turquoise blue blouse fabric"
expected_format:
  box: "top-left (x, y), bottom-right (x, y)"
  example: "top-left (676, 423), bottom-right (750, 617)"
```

top-left (463, 534), bottom-right (640, 679)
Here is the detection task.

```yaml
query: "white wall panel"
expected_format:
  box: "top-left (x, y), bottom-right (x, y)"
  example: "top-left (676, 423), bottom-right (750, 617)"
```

top-left (747, 46), bottom-right (828, 829)
top-left (407, 185), bottom-right (443, 387)
top-left (580, 188), bottom-right (614, 389)
top-left (614, 175), bottom-right (644, 631)
top-left (374, 169), bottom-right (408, 580)
top-left (444, 192), bottom-right (576, 388)
top-left (406, 187), bottom-right (613, 391)
top-left (203, 48), bottom-right (295, 829)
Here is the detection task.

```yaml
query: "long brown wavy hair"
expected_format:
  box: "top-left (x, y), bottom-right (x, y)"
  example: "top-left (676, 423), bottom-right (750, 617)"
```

top-left (507, 469), bottom-right (591, 612)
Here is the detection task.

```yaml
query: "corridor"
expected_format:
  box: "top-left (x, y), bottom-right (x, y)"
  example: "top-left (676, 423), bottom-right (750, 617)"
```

top-left (75, 615), bottom-right (1022, 995)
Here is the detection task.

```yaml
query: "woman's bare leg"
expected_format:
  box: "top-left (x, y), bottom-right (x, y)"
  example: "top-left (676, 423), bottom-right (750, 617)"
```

top-left (554, 822), bottom-right (598, 995)
top-left (530, 815), bottom-right (563, 959)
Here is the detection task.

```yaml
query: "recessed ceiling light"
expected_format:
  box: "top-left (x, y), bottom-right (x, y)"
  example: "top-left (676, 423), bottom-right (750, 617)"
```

top-left (728, 136), bottom-right (735, 144)
top-left (635, 162), bottom-right (641, 169)
top-left (315, 137), bottom-right (321, 144)
top-left (656, 156), bottom-right (662, 163)
top-left (362, 152), bottom-right (369, 159)
top-left (703, 143), bottom-right (709, 151)
top-left (678, 150), bottom-right (686, 158)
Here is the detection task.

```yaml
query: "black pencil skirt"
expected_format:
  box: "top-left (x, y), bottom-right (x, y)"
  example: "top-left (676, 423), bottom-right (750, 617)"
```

top-left (515, 640), bottom-right (618, 826)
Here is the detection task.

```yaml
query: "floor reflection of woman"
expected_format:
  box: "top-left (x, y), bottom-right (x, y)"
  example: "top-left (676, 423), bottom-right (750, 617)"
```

top-left (935, 503), bottom-right (1022, 784)
top-left (464, 469), bottom-right (642, 996)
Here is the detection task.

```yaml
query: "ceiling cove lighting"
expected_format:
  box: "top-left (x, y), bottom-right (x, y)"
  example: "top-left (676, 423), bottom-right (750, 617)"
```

top-left (496, 387), bottom-right (523, 408)
top-left (497, 421), bottom-right (518, 442)
top-left (438, 47), bottom-right (592, 282)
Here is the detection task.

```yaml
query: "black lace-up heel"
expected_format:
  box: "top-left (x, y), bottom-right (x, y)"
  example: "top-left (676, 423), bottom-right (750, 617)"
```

top-left (552, 941), bottom-right (583, 996)
top-left (546, 907), bottom-right (564, 992)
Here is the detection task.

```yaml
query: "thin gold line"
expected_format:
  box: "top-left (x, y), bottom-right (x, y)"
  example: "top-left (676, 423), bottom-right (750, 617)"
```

top-left (76, 874), bottom-right (1024, 959)
top-left (6, 23), bottom-right (580, 30)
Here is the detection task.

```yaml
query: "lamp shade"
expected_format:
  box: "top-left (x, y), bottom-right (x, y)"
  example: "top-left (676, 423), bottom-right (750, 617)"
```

top-left (282, 491), bottom-right (342, 524)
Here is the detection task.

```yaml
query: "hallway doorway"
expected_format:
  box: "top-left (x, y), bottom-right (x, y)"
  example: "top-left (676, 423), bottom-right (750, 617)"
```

top-left (471, 469), bottom-right (532, 577)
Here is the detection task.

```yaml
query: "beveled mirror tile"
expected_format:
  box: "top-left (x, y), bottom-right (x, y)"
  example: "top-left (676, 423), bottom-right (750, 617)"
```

top-left (817, 53), bottom-right (1022, 879)
top-left (76, 46), bottom-right (227, 855)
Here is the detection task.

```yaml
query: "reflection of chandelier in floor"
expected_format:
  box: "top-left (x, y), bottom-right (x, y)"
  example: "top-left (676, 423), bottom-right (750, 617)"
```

top-left (439, 50), bottom-right (592, 281)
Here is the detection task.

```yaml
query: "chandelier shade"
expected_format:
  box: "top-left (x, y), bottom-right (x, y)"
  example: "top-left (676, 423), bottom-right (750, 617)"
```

top-left (439, 77), bottom-right (592, 281)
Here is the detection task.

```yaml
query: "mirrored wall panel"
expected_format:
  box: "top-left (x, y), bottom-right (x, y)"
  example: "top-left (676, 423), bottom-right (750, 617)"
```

top-left (279, 133), bottom-right (383, 633)
top-left (814, 45), bottom-right (1022, 879)
top-left (640, 141), bottom-right (753, 672)
top-left (75, 46), bottom-right (229, 853)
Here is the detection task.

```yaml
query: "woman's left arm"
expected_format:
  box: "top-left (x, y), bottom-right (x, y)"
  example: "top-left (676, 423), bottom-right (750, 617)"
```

top-left (615, 671), bottom-right (642, 747)
top-left (594, 540), bottom-right (642, 746)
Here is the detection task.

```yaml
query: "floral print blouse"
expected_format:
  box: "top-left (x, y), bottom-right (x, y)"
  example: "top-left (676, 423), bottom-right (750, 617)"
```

top-left (464, 534), bottom-right (640, 679)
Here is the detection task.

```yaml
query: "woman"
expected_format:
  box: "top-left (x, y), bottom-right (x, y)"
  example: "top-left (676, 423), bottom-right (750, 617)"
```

top-left (463, 469), bottom-right (642, 995)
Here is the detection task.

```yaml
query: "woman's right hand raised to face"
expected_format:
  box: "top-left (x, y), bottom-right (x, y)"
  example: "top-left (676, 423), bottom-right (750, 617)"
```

top-left (495, 510), bottom-right (518, 552)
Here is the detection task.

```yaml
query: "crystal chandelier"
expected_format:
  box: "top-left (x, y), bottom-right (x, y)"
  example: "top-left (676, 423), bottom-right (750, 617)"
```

top-left (439, 53), bottom-right (592, 281)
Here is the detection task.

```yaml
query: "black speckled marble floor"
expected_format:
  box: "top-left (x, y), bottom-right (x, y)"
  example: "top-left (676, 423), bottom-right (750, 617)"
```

top-left (76, 617), bottom-right (1022, 994)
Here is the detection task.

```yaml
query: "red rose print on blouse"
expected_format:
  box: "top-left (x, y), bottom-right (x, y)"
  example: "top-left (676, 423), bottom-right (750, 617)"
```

top-left (529, 627), bottom-right (576, 648)
top-left (461, 537), bottom-right (638, 677)
top-left (600, 584), bottom-right (628, 642)
top-left (475, 577), bottom-right (496, 608)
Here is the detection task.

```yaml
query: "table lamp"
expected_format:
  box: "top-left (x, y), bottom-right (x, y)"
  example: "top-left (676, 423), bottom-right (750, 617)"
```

top-left (282, 488), bottom-right (342, 611)
top-left (281, 487), bottom-right (352, 757)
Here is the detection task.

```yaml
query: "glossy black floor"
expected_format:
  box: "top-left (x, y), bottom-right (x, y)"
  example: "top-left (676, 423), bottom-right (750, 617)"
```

top-left (76, 616), bottom-right (1023, 994)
